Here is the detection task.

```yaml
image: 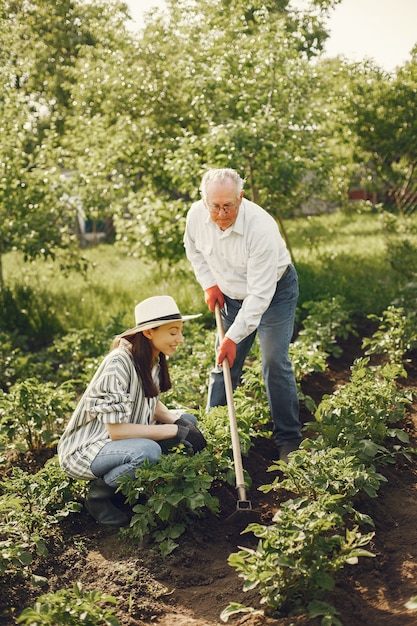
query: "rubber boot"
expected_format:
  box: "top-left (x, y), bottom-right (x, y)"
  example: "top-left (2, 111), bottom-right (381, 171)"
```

top-left (85, 478), bottom-right (130, 527)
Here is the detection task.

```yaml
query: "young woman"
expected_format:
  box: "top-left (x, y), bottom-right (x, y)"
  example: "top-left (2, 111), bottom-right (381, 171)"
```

top-left (58, 295), bottom-right (206, 527)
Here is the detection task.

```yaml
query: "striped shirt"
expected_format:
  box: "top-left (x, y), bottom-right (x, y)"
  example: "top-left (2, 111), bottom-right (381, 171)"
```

top-left (57, 339), bottom-right (160, 481)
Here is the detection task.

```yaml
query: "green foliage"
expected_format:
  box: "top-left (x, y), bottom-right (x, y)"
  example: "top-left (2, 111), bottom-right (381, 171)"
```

top-left (224, 306), bottom-right (416, 620)
top-left (163, 321), bottom-right (214, 410)
top-left (0, 331), bottom-right (32, 391)
top-left (129, 0), bottom-right (340, 227)
top-left (0, 537), bottom-right (33, 578)
top-left (346, 54), bottom-right (417, 216)
top-left (288, 211), bottom-right (400, 316)
top-left (308, 359), bottom-right (411, 456)
top-left (363, 305), bottom-right (417, 365)
top-left (0, 285), bottom-right (64, 350)
top-left (0, 0), bottom-right (136, 285)
top-left (114, 196), bottom-right (188, 274)
top-left (201, 403), bottom-right (258, 492)
top-left (382, 212), bottom-right (417, 280)
top-left (223, 495), bottom-right (374, 620)
top-left (0, 378), bottom-right (75, 451)
top-left (263, 445), bottom-right (387, 501)
top-left (234, 360), bottom-right (273, 434)
top-left (16, 582), bottom-right (119, 626)
top-left (118, 450), bottom-right (219, 556)
top-left (0, 213), bottom-right (416, 621)
top-left (44, 317), bottom-right (124, 385)
top-left (289, 339), bottom-right (328, 383)
top-left (0, 459), bottom-right (81, 580)
top-left (296, 296), bottom-right (355, 358)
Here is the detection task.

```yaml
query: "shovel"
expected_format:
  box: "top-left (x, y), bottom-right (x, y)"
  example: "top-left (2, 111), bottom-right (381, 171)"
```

top-left (214, 302), bottom-right (254, 518)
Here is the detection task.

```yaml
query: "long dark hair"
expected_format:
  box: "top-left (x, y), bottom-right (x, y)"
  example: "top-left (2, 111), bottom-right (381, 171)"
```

top-left (125, 331), bottom-right (172, 397)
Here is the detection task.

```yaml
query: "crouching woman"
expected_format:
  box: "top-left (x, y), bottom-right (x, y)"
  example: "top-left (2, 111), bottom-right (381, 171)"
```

top-left (58, 295), bottom-right (206, 527)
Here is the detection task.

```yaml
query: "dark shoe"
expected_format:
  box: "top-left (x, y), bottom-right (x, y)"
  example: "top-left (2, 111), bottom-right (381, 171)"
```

top-left (85, 478), bottom-right (130, 527)
top-left (277, 441), bottom-right (301, 463)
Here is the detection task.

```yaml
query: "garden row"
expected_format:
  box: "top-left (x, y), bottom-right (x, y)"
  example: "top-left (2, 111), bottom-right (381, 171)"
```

top-left (0, 295), bottom-right (416, 624)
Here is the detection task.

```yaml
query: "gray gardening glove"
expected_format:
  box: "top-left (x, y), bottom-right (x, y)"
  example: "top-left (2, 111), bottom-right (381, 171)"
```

top-left (175, 416), bottom-right (199, 430)
top-left (175, 423), bottom-right (207, 454)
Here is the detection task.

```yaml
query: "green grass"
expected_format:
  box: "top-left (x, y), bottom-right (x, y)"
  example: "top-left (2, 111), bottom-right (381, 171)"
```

top-left (2, 245), bottom-right (206, 334)
top-left (286, 209), bottom-right (402, 316)
top-left (2, 208), bottom-right (415, 340)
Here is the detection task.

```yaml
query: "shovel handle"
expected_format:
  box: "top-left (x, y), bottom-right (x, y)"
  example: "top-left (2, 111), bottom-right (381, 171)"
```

top-left (214, 302), bottom-right (247, 502)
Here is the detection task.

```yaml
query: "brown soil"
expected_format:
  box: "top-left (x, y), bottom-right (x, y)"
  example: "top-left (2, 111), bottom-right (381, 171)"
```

top-left (2, 339), bottom-right (417, 626)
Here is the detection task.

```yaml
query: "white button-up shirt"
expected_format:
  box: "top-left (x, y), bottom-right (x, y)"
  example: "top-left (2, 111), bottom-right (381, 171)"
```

top-left (184, 198), bottom-right (291, 344)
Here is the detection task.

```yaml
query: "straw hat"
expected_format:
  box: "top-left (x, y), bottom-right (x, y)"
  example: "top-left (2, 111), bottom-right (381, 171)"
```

top-left (120, 296), bottom-right (201, 338)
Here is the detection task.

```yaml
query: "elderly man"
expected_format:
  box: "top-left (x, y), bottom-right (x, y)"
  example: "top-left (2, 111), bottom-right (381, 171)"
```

top-left (184, 167), bottom-right (302, 462)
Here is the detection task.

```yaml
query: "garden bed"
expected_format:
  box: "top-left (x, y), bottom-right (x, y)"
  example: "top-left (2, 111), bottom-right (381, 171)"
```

top-left (1, 344), bottom-right (417, 626)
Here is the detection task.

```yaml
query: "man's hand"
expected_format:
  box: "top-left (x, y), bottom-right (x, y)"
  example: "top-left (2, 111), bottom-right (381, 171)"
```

top-left (204, 285), bottom-right (224, 312)
top-left (217, 337), bottom-right (236, 368)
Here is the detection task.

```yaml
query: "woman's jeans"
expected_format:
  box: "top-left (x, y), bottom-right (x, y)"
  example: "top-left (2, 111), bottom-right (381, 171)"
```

top-left (207, 264), bottom-right (301, 448)
top-left (90, 413), bottom-right (198, 488)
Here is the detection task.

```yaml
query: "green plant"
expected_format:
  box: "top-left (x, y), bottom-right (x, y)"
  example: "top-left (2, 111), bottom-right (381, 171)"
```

top-left (235, 355), bottom-right (274, 432)
top-left (296, 296), bottom-right (356, 359)
top-left (307, 359), bottom-right (412, 460)
top-left (262, 445), bottom-right (387, 501)
top-left (16, 582), bottom-right (119, 625)
top-left (118, 449), bottom-right (219, 556)
top-left (362, 305), bottom-right (417, 364)
top-left (289, 339), bottom-right (328, 382)
top-left (0, 378), bottom-right (75, 451)
top-left (0, 285), bottom-right (64, 351)
top-left (382, 212), bottom-right (417, 278)
top-left (163, 321), bottom-right (213, 410)
top-left (197, 405), bottom-right (249, 484)
top-left (0, 331), bottom-right (33, 391)
top-left (0, 459), bottom-right (81, 581)
top-left (0, 537), bottom-right (33, 578)
top-left (44, 317), bottom-right (124, 385)
top-left (222, 495), bottom-right (374, 621)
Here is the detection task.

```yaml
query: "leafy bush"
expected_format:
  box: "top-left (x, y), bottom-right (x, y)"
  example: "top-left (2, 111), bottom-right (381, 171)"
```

top-left (0, 378), bottom-right (76, 451)
top-left (163, 321), bottom-right (213, 410)
top-left (262, 445), bottom-right (387, 501)
top-left (307, 359), bottom-right (412, 461)
top-left (17, 582), bottom-right (119, 626)
top-left (118, 450), bottom-right (219, 556)
top-left (382, 212), bottom-right (417, 280)
top-left (0, 459), bottom-right (81, 581)
top-left (363, 305), bottom-right (417, 364)
top-left (296, 296), bottom-right (356, 359)
top-left (0, 331), bottom-right (33, 391)
top-left (0, 285), bottom-right (64, 351)
top-left (44, 319), bottom-right (123, 386)
top-left (222, 495), bottom-right (374, 621)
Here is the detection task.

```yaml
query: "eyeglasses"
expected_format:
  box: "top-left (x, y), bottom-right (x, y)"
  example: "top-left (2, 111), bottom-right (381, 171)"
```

top-left (206, 202), bottom-right (239, 215)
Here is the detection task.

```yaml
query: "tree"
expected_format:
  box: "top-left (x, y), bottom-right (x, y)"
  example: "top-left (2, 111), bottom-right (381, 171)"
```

top-left (1, 0), bottom-right (352, 279)
top-left (112, 0), bottom-right (343, 265)
top-left (0, 0), bottom-right (137, 286)
top-left (346, 48), bottom-right (417, 215)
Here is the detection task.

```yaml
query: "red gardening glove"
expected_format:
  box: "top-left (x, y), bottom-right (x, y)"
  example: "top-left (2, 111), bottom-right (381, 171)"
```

top-left (204, 285), bottom-right (225, 312)
top-left (217, 337), bottom-right (236, 367)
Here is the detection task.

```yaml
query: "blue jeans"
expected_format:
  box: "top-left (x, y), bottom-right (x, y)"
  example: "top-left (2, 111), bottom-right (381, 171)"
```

top-left (90, 414), bottom-right (198, 488)
top-left (207, 265), bottom-right (301, 447)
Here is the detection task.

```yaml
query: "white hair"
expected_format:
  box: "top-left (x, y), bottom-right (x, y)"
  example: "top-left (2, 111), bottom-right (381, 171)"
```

top-left (200, 168), bottom-right (246, 199)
